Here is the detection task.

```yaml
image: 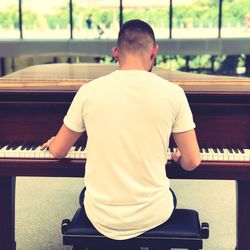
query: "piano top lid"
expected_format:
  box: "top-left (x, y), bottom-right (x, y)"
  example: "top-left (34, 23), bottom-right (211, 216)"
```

top-left (0, 63), bottom-right (250, 93)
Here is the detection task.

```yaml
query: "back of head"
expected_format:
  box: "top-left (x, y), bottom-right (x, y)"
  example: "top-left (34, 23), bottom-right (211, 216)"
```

top-left (117, 19), bottom-right (156, 56)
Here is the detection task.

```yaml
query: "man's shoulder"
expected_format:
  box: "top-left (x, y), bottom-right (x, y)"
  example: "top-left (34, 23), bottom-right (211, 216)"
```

top-left (81, 72), bottom-right (116, 89)
top-left (151, 73), bottom-right (183, 92)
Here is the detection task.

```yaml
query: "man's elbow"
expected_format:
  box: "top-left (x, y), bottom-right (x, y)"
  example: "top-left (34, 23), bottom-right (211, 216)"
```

top-left (182, 157), bottom-right (201, 171)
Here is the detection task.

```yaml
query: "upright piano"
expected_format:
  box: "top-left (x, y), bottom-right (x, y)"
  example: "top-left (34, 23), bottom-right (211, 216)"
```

top-left (0, 64), bottom-right (249, 250)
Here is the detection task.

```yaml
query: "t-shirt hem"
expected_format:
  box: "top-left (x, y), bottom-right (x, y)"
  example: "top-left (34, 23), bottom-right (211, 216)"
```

top-left (85, 201), bottom-right (174, 240)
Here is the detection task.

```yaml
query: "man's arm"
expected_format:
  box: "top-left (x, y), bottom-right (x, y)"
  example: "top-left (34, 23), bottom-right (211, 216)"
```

top-left (172, 129), bottom-right (201, 171)
top-left (41, 124), bottom-right (82, 159)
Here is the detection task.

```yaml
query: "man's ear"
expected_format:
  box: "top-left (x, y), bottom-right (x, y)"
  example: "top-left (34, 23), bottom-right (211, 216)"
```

top-left (112, 47), bottom-right (119, 61)
top-left (150, 44), bottom-right (159, 61)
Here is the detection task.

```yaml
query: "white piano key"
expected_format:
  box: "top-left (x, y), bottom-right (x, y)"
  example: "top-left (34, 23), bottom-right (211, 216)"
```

top-left (244, 149), bottom-right (250, 161)
top-left (11, 146), bottom-right (22, 158)
top-left (31, 146), bottom-right (43, 158)
top-left (201, 148), bottom-right (208, 160)
top-left (0, 145), bottom-right (8, 157)
top-left (221, 149), bottom-right (229, 161)
top-left (217, 149), bottom-right (224, 161)
top-left (80, 149), bottom-right (86, 159)
top-left (207, 148), bottom-right (214, 160)
top-left (166, 148), bottom-right (172, 161)
top-left (236, 149), bottom-right (245, 161)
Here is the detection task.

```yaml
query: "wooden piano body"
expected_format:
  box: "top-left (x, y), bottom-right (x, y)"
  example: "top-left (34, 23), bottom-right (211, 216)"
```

top-left (0, 64), bottom-right (249, 250)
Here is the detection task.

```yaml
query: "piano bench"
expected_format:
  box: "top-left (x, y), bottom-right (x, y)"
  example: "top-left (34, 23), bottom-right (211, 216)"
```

top-left (61, 208), bottom-right (209, 250)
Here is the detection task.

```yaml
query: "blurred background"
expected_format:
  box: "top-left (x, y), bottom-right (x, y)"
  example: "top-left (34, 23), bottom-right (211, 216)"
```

top-left (0, 0), bottom-right (250, 77)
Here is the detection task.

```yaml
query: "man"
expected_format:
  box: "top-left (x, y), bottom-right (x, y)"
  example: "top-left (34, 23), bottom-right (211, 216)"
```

top-left (42, 19), bottom-right (200, 240)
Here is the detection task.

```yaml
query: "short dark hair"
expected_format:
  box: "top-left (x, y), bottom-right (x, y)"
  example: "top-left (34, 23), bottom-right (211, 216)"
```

top-left (117, 19), bottom-right (156, 54)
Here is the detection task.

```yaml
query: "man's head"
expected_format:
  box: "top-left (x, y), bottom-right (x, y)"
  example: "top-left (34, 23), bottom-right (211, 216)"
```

top-left (113, 19), bottom-right (159, 71)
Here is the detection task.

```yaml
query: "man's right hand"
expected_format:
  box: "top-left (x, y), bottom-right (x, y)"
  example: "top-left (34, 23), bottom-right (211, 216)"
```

top-left (40, 136), bottom-right (55, 150)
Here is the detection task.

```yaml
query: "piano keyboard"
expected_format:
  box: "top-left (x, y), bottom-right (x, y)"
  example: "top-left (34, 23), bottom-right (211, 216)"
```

top-left (0, 144), bottom-right (86, 159)
top-left (0, 144), bottom-right (249, 161)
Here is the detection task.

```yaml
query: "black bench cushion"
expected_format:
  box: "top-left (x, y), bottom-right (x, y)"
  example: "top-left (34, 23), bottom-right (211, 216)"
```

top-left (64, 208), bottom-right (201, 239)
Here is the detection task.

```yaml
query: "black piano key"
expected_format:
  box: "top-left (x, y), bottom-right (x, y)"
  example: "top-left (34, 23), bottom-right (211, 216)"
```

top-left (204, 148), bottom-right (209, 153)
top-left (228, 148), bottom-right (233, 154)
top-left (12, 144), bottom-right (19, 150)
top-left (213, 148), bottom-right (218, 153)
top-left (218, 148), bottom-right (224, 153)
top-left (25, 144), bottom-right (33, 150)
top-left (199, 148), bottom-right (203, 153)
top-left (0, 143), bottom-right (6, 150)
top-left (80, 146), bottom-right (85, 151)
top-left (75, 145), bottom-right (81, 151)
top-left (21, 144), bottom-right (29, 150)
top-left (31, 145), bottom-right (38, 150)
top-left (233, 148), bottom-right (239, 153)
top-left (239, 148), bottom-right (244, 154)
top-left (6, 144), bottom-right (16, 150)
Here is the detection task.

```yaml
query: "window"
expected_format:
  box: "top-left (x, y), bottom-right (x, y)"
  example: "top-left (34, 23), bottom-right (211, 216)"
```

top-left (0, 0), bottom-right (19, 39)
top-left (73, 0), bottom-right (119, 39)
top-left (123, 0), bottom-right (169, 39)
top-left (222, 0), bottom-right (250, 38)
top-left (22, 0), bottom-right (70, 39)
top-left (172, 0), bottom-right (219, 38)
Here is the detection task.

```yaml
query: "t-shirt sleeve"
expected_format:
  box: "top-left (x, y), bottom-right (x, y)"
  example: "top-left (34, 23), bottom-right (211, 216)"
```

top-left (172, 88), bottom-right (196, 133)
top-left (63, 86), bottom-right (86, 133)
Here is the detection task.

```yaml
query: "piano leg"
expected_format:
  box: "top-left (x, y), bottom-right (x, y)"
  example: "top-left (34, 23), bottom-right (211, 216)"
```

top-left (236, 180), bottom-right (250, 250)
top-left (0, 176), bottom-right (16, 250)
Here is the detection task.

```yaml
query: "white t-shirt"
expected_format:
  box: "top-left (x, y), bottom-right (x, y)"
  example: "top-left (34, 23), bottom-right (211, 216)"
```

top-left (64, 70), bottom-right (195, 240)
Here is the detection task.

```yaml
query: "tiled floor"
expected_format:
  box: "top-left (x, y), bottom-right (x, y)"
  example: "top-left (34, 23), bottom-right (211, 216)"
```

top-left (15, 177), bottom-right (236, 250)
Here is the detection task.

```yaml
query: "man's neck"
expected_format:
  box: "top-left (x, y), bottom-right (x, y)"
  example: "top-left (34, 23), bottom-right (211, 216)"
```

top-left (118, 56), bottom-right (151, 71)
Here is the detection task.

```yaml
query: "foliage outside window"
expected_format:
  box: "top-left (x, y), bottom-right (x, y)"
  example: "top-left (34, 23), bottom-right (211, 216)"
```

top-left (172, 0), bottom-right (219, 38)
top-left (22, 0), bottom-right (70, 39)
top-left (123, 0), bottom-right (169, 39)
top-left (0, 0), bottom-right (19, 39)
top-left (222, 0), bottom-right (250, 37)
